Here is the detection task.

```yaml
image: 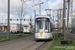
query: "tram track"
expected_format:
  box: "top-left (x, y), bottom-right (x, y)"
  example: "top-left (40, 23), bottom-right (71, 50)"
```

top-left (22, 42), bottom-right (38, 50)
top-left (36, 41), bottom-right (47, 50)
top-left (22, 35), bottom-right (55, 50)
top-left (22, 41), bottom-right (47, 50)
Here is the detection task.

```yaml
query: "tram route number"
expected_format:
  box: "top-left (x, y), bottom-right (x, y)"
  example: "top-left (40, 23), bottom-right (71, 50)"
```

top-left (40, 32), bottom-right (43, 36)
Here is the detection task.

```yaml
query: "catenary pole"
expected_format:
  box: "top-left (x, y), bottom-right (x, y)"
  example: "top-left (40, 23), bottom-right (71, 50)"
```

top-left (7, 0), bottom-right (10, 39)
top-left (63, 0), bottom-right (66, 40)
top-left (66, 0), bottom-right (70, 40)
top-left (34, 10), bottom-right (36, 33)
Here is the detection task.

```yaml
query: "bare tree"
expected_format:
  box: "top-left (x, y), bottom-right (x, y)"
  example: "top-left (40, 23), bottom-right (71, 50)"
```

top-left (17, 0), bottom-right (35, 33)
top-left (17, 0), bottom-right (27, 25)
top-left (16, 0), bottom-right (29, 33)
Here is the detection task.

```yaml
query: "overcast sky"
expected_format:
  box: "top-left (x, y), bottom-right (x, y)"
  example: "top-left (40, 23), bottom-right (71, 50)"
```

top-left (0, 0), bottom-right (75, 24)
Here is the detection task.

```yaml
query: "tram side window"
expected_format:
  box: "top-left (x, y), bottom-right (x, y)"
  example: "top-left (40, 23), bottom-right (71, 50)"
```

top-left (37, 22), bottom-right (39, 32)
top-left (50, 23), bottom-right (52, 32)
top-left (45, 23), bottom-right (48, 30)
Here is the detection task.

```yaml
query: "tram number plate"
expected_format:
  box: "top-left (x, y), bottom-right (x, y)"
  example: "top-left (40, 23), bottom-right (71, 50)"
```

top-left (40, 33), bottom-right (43, 36)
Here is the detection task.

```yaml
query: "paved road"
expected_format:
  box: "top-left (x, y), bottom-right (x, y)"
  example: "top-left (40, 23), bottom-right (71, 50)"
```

top-left (0, 35), bottom-right (47, 50)
top-left (68, 34), bottom-right (75, 40)
top-left (0, 32), bottom-right (25, 38)
top-left (0, 35), bottom-right (35, 50)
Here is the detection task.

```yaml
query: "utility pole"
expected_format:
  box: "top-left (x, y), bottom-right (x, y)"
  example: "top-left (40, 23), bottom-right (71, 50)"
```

top-left (66, 0), bottom-right (70, 40)
top-left (31, 15), bottom-right (32, 28)
top-left (56, 12), bottom-right (58, 33)
top-left (60, 9), bottom-right (62, 33)
top-left (57, 10), bottom-right (60, 36)
top-left (7, 0), bottom-right (10, 39)
top-left (34, 10), bottom-right (36, 33)
top-left (71, 0), bottom-right (73, 30)
top-left (30, 15), bottom-right (32, 33)
top-left (63, 0), bottom-right (66, 40)
top-left (53, 10), bottom-right (55, 32)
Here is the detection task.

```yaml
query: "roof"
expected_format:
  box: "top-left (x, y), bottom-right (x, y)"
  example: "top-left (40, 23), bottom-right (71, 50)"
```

top-left (36, 15), bottom-right (50, 19)
top-left (36, 15), bottom-right (55, 25)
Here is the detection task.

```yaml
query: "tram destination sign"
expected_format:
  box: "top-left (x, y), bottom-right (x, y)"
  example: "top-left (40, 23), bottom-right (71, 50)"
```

top-left (36, 18), bottom-right (50, 21)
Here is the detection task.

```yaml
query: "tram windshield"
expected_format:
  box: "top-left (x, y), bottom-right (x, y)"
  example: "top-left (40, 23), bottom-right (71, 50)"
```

top-left (35, 18), bottom-right (50, 33)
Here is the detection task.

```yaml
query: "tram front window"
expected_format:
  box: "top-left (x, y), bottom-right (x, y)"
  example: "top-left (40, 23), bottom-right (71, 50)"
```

top-left (36, 21), bottom-right (44, 33)
top-left (36, 18), bottom-right (50, 33)
top-left (45, 22), bottom-right (50, 33)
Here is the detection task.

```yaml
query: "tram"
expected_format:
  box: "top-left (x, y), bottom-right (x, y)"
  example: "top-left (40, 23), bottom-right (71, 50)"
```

top-left (35, 15), bottom-right (55, 40)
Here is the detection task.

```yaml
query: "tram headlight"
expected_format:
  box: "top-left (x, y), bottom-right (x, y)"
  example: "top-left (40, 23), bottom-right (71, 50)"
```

top-left (45, 33), bottom-right (48, 37)
top-left (36, 33), bottom-right (39, 38)
top-left (45, 33), bottom-right (47, 36)
top-left (36, 36), bottom-right (39, 38)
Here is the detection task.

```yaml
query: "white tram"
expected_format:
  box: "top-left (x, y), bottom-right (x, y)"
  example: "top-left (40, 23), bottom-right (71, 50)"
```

top-left (35, 15), bottom-right (55, 40)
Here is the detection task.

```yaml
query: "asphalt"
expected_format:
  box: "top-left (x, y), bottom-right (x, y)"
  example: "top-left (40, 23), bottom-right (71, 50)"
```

top-left (0, 35), bottom-right (36, 50)
top-left (0, 35), bottom-right (54, 50)
top-left (68, 34), bottom-right (75, 40)
top-left (0, 32), bottom-right (56, 50)
top-left (0, 32), bottom-right (25, 38)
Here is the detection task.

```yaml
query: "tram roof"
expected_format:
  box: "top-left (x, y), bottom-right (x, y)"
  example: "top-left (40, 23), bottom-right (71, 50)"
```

top-left (36, 15), bottom-right (50, 19)
top-left (36, 15), bottom-right (55, 25)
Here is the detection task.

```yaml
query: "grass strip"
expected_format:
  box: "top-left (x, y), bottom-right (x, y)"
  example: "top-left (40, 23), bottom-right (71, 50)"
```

top-left (48, 33), bottom-right (75, 50)
top-left (0, 33), bottom-right (34, 42)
